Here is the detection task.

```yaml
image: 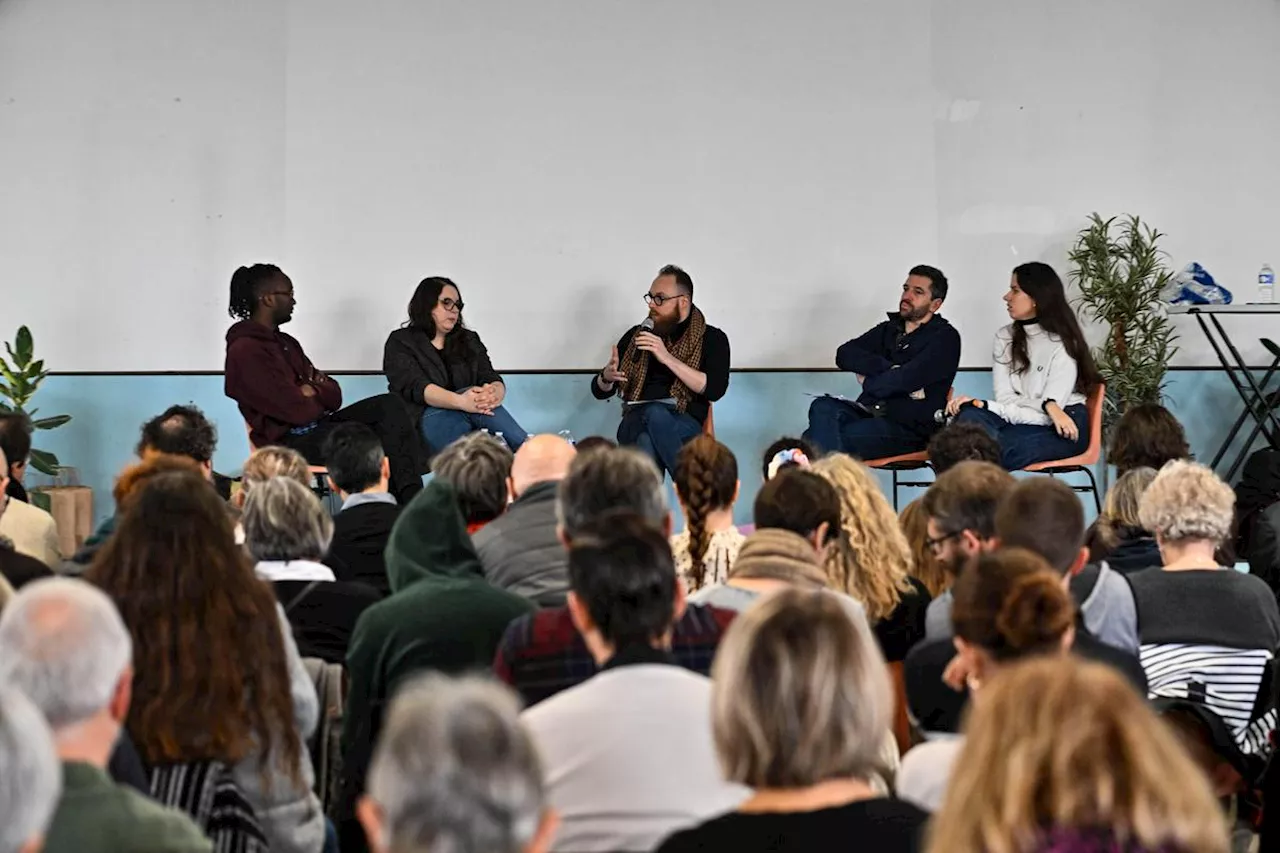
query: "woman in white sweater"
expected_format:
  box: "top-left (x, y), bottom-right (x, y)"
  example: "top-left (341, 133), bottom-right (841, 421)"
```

top-left (947, 262), bottom-right (1100, 470)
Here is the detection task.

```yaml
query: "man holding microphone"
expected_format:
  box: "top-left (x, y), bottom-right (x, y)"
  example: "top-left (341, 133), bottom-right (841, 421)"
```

top-left (592, 265), bottom-right (731, 476)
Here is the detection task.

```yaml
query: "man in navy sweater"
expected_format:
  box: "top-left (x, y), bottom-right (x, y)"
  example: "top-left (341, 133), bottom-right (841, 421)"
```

top-left (804, 265), bottom-right (961, 460)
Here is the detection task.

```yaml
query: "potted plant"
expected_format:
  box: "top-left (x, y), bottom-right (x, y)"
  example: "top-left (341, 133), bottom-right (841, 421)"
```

top-left (1068, 213), bottom-right (1178, 437)
top-left (0, 326), bottom-right (72, 475)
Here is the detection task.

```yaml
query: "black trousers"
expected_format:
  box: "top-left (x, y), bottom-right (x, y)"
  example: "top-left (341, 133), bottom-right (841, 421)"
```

top-left (281, 394), bottom-right (424, 504)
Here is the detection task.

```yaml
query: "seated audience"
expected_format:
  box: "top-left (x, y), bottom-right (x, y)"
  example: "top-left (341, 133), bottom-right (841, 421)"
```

top-left (572, 436), bottom-right (616, 454)
top-left (236, 445), bottom-right (312, 503)
top-left (1129, 460), bottom-right (1280, 780)
top-left (671, 437), bottom-right (745, 592)
top-left (898, 500), bottom-right (947, 598)
top-left (0, 579), bottom-right (211, 853)
top-left (657, 589), bottom-right (924, 853)
top-left (383, 276), bottom-right (528, 453)
top-left (0, 451), bottom-right (52, 589)
top-left (0, 411), bottom-right (34, 502)
top-left (0, 445), bottom-right (60, 568)
top-left (340, 479), bottom-right (535, 853)
top-left (1085, 466), bottom-right (1160, 571)
top-left (0, 687), bottom-right (61, 853)
top-left (321, 424), bottom-right (401, 596)
top-left (949, 263), bottom-right (1101, 470)
top-left (494, 447), bottom-right (737, 708)
top-left (429, 432), bottom-right (514, 533)
top-left (225, 263), bottom-right (424, 503)
top-left (760, 436), bottom-right (813, 481)
top-left (86, 470), bottom-right (324, 853)
top-left (473, 434), bottom-right (577, 607)
top-left (812, 454), bottom-right (931, 661)
top-left (924, 421), bottom-right (1001, 476)
top-left (359, 675), bottom-right (557, 853)
top-left (919, 461), bottom-right (1015, 638)
top-left (925, 657), bottom-right (1228, 853)
top-left (1108, 402), bottom-right (1191, 476)
top-left (1238, 448), bottom-right (1280, 595)
top-left (523, 514), bottom-right (749, 851)
top-left (750, 468), bottom-right (842, 553)
top-left (243, 477), bottom-right (380, 663)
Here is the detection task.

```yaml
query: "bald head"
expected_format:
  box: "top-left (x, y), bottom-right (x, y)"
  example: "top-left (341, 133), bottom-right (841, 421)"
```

top-left (511, 435), bottom-right (577, 497)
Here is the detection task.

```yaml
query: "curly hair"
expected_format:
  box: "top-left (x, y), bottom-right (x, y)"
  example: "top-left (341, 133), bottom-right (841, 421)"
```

top-left (86, 470), bottom-right (303, 790)
top-left (811, 454), bottom-right (914, 622)
top-left (1107, 403), bottom-right (1190, 475)
top-left (1138, 460), bottom-right (1235, 546)
top-left (673, 437), bottom-right (739, 591)
top-left (136, 405), bottom-right (218, 464)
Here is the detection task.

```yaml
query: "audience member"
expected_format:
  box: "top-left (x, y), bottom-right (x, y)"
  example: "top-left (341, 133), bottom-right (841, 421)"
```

top-left (919, 461), bottom-right (1015, 639)
top-left (657, 589), bottom-right (924, 853)
top-left (322, 424), bottom-right (401, 596)
top-left (1085, 466), bottom-right (1160, 571)
top-left (429, 431), bottom-right (514, 532)
top-left (85, 470), bottom-right (323, 853)
top-left (898, 500), bottom-right (946, 598)
top-left (0, 412), bottom-right (33, 503)
top-left (571, 436), bottom-right (616, 455)
top-left (925, 657), bottom-right (1228, 853)
top-left (0, 579), bottom-right (211, 853)
top-left (0, 452), bottom-right (52, 590)
top-left (1129, 461), bottom-right (1280, 781)
top-left (523, 514), bottom-right (748, 851)
top-left (812, 454), bottom-right (930, 661)
top-left (750, 468), bottom-right (841, 553)
top-left (243, 477), bottom-right (380, 663)
top-left (359, 675), bottom-right (557, 853)
top-left (760, 436), bottom-right (813, 481)
top-left (1236, 448), bottom-right (1280, 588)
top-left (671, 437), bottom-right (745, 592)
top-left (1108, 402), bottom-right (1191, 476)
top-left (473, 434), bottom-right (577, 607)
top-left (924, 422), bottom-right (1001, 476)
top-left (494, 447), bottom-right (737, 708)
top-left (340, 479), bottom-right (535, 853)
top-left (237, 445), bottom-right (312, 502)
top-left (0, 446), bottom-right (60, 568)
top-left (0, 687), bottom-right (60, 853)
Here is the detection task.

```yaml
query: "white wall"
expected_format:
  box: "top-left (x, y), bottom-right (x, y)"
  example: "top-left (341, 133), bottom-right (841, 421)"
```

top-left (2, 0), bottom-right (1278, 371)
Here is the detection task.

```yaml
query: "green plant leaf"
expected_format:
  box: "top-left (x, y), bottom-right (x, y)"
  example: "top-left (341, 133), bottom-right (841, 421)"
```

top-left (27, 448), bottom-right (60, 476)
top-left (31, 414), bottom-right (71, 430)
top-left (14, 326), bottom-right (33, 369)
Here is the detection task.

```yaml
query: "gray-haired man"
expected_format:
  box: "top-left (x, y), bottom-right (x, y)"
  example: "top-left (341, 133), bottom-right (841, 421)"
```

top-left (0, 687), bottom-right (60, 853)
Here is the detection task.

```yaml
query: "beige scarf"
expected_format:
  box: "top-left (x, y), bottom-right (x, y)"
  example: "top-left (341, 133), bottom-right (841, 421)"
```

top-left (619, 306), bottom-right (707, 414)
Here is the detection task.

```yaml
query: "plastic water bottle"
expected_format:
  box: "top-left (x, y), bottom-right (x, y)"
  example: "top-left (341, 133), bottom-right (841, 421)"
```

top-left (1259, 264), bottom-right (1275, 304)
top-left (558, 429), bottom-right (576, 445)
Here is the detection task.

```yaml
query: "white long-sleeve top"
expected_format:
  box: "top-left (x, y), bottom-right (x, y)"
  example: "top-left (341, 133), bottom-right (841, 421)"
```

top-left (985, 322), bottom-right (1085, 425)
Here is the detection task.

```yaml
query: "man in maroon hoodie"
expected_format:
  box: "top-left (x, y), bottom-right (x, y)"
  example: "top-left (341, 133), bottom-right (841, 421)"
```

top-left (224, 263), bottom-right (423, 502)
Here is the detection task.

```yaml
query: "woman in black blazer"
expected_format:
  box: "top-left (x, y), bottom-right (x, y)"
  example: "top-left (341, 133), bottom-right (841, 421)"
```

top-left (384, 277), bottom-right (529, 453)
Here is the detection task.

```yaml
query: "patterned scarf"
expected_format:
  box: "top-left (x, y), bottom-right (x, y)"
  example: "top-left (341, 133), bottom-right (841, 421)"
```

top-left (620, 305), bottom-right (707, 414)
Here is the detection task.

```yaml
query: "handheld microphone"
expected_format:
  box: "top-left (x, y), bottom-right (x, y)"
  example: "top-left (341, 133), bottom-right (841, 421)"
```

top-left (640, 317), bottom-right (655, 332)
top-left (934, 409), bottom-right (952, 425)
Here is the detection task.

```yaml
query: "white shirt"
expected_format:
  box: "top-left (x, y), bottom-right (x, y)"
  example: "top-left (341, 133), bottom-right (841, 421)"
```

top-left (670, 527), bottom-right (746, 593)
top-left (253, 559), bottom-right (336, 582)
top-left (985, 322), bottom-right (1086, 425)
top-left (897, 736), bottom-right (964, 812)
top-left (522, 663), bottom-right (749, 852)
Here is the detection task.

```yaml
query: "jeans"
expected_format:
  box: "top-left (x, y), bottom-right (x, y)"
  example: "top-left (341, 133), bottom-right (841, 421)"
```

top-left (421, 403), bottom-right (528, 454)
top-left (617, 402), bottom-right (704, 477)
top-left (802, 395), bottom-right (928, 460)
top-left (953, 403), bottom-right (1089, 470)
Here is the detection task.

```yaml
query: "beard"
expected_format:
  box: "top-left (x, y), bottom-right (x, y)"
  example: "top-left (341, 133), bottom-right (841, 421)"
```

top-left (899, 302), bottom-right (929, 323)
top-left (650, 312), bottom-right (680, 337)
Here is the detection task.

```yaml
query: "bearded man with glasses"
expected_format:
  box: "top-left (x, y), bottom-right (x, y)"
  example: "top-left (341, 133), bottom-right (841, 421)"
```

top-left (591, 265), bottom-right (730, 477)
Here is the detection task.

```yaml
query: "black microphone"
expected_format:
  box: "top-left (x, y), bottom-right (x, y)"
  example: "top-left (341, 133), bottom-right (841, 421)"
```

top-left (639, 317), bottom-right (655, 332)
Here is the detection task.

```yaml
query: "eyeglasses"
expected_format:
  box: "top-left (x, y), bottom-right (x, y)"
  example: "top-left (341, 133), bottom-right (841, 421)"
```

top-left (439, 298), bottom-right (465, 312)
top-left (924, 530), bottom-right (962, 554)
top-left (644, 292), bottom-right (686, 307)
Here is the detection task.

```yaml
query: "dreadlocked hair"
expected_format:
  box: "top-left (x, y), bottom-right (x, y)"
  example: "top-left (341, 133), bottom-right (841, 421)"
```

top-left (811, 453), bottom-right (914, 622)
top-left (673, 436), bottom-right (738, 592)
top-left (228, 264), bottom-right (284, 320)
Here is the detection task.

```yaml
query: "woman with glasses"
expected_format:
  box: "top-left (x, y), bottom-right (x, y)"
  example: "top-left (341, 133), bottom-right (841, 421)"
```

top-left (384, 276), bottom-right (528, 454)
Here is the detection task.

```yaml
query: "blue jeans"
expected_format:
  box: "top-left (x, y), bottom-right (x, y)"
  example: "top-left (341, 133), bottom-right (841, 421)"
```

top-left (421, 403), bottom-right (528, 454)
top-left (617, 402), bottom-right (703, 477)
top-left (954, 403), bottom-right (1089, 470)
top-left (802, 396), bottom-right (927, 460)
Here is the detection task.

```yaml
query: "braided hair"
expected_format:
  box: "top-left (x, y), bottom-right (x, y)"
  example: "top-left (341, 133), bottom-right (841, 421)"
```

top-left (673, 436), bottom-right (738, 591)
top-left (228, 264), bottom-right (284, 320)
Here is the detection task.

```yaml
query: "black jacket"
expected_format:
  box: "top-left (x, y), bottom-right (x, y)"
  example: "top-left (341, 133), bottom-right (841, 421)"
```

top-left (272, 578), bottom-right (381, 665)
top-left (835, 313), bottom-right (961, 437)
top-left (383, 327), bottom-right (503, 426)
top-left (329, 502), bottom-right (401, 598)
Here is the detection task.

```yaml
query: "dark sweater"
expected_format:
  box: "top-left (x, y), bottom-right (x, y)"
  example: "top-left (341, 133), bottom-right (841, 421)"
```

top-left (224, 320), bottom-right (343, 447)
top-left (329, 502), bottom-right (401, 597)
top-left (383, 327), bottom-right (503, 427)
top-left (656, 798), bottom-right (927, 853)
top-left (874, 577), bottom-right (932, 662)
top-left (834, 313), bottom-right (961, 437)
top-left (0, 544), bottom-right (53, 589)
top-left (272, 578), bottom-right (381, 665)
top-left (590, 313), bottom-right (730, 426)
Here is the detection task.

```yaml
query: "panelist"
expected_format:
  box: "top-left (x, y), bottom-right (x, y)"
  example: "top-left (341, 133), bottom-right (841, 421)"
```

top-left (384, 276), bottom-right (528, 454)
top-left (947, 262), bottom-right (1099, 470)
top-left (592, 265), bottom-right (730, 476)
top-left (804, 265), bottom-right (960, 460)
top-left (224, 263), bottom-right (424, 503)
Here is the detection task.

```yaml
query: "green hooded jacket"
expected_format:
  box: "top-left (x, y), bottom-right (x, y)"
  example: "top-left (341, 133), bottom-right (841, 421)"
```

top-left (338, 478), bottom-right (535, 851)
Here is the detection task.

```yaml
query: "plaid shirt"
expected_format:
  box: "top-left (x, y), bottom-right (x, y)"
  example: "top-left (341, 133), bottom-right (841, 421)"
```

top-left (493, 602), bottom-right (738, 708)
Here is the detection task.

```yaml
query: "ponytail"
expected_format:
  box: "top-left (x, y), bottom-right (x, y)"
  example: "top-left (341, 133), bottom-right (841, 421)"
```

top-left (228, 263), bottom-right (284, 320)
top-left (673, 437), bottom-right (738, 591)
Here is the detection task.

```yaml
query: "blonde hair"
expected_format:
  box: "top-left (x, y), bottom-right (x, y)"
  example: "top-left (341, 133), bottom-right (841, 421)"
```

top-left (811, 454), bottom-right (914, 621)
top-left (712, 588), bottom-right (891, 788)
top-left (1103, 466), bottom-right (1158, 529)
top-left (241, 446), bottom-right (311, 493)
top-left (899, 498), bottom-right (949, 598)
top-left (1138, 460), bottom-right (1235, 546)
top-left (928, 657), bottom-right (1228, 853)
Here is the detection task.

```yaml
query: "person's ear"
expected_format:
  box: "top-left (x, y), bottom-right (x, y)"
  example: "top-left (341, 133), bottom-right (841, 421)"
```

top-left (1060, 623), bottom-right (1076, 654)
top-left (326, 476), bottom-right (340, 496)
top-left (380, 457), bottom-right (391, 483)
top-left (232, 488), bottom-right (247, 509)
top-left (527, 808), bottom-right (561, 853)
top-left (567, 592), bottom-right (594, 636)
top-left (732, 479), bottom-right (741, 506)
top-left (958, 529), bottom-right (982, 555)
top-left (507, 476), bottom-right (518, 504)
top-left (357, 796), bottom-right (386, 853)
top-left (201, 459), bottom-right (214, 480)
top-left (810, 521), bottom-right (831, 553)
top-left (1069, 546), bottom-right (1089, 577)
top-left (556, 524), bottom-right (570, 551)
top-left (11, 459), bottom-right (26, 481)
top-left (109, 666), bottom-right (134, 724)
top-left (671, 576), bottom-right (688, 623)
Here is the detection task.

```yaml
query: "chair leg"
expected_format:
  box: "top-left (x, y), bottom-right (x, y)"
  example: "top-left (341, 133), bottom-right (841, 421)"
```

top-left (892, 469), bottom-right (900, 512)
top-left (1083, 466), bottom-right (1101, 514)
